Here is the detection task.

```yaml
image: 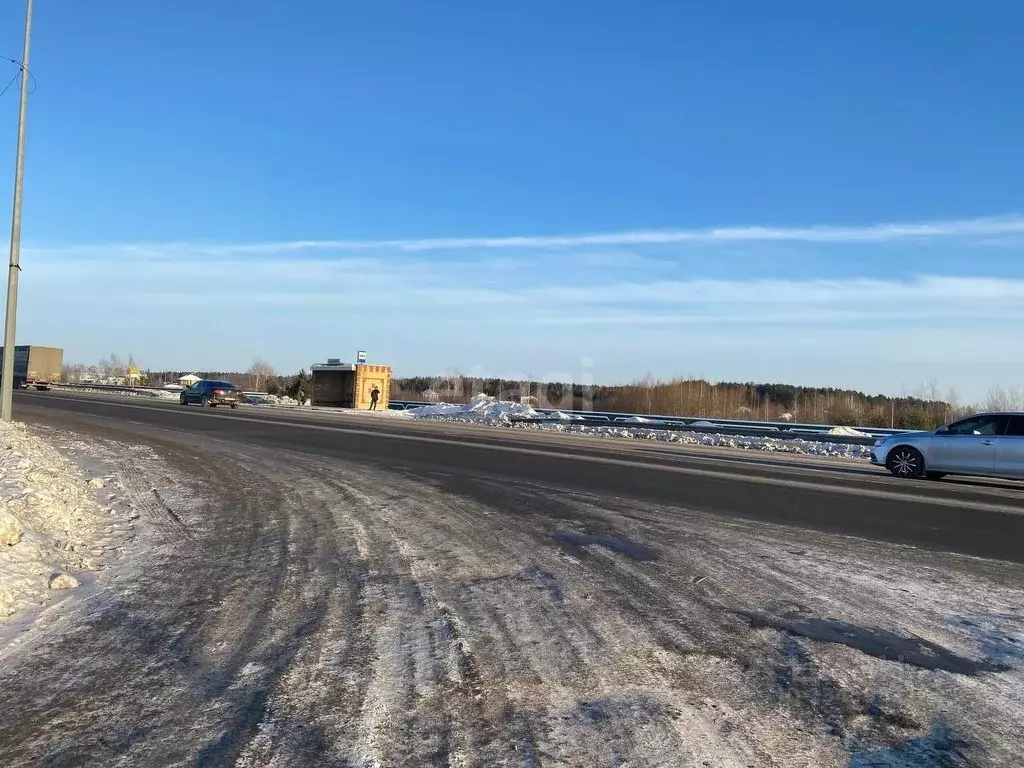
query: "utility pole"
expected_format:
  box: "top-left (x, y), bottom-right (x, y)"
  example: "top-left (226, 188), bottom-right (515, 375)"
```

top-left (0, 0), bottom-right (33, 422)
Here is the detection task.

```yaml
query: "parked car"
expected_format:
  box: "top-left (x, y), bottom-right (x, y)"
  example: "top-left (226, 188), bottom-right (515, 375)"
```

top-left (870, 412), bottom-right (1024, 480)
top-left (179, 380), bottom-right (242, 409)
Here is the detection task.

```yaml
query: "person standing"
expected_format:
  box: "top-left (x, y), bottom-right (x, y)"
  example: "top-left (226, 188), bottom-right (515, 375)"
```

top-left (369, 385), bottom-right (380, 410)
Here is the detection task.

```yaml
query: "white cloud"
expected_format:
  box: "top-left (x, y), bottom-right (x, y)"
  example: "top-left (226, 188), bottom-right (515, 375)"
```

top-left (22, 213), bottom-right (1024, 260)
top-left (17, 216), bottom-right (1024, 400)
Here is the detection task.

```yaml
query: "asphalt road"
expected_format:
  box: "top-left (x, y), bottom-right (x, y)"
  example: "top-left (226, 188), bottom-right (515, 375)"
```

top-left (14, 390), bottom-right (1024, 563)
top-left (2, 390), bottom-right (1023, 767)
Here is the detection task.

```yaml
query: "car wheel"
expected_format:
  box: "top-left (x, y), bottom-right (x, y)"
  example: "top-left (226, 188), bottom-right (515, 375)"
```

top-left (230, 403), bottom-right (238, 409)
top-left (179, 396), bottom-right (187, 406)
top-left (200, 395), bottom-right (210, 408)
top-left (886, 446), bottom-right (924, 478)
top-left (925, 471), bottom-right (946, 481)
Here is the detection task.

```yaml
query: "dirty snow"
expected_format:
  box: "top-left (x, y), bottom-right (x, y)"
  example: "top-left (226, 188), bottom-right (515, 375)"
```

top-left (538, 411), bottom-right (586, 421)
top-left (828, 425), bottom-right (873, 437)
top-left (530, 422), bottom-right (874, 458)
top-left (1, 413), bottom-right (1022, 765)
top-left (407, 396), bottom-right (873, 459)
top-left (406, 393), bottom-right (541, 424)
top-left (52, 384), bottom-right (179, 401)
top-left (245, 393), bottom-right (311, 406)
top-left (0, 422), bottom-right (114, 621)
top-left (616, 415), bottom-right (666, 425)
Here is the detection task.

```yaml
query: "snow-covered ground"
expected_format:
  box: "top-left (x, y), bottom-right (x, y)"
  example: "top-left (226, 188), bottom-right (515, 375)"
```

top-left (244, 393), bottom-right (306, 406)
top-left (2, 405), bottom-right (1022, 765)
top-left (0, 422), bottom-right (125, 623)
top-left (521, 422), bottom-right (873, 458)
top-left (405, 395), bottom-right (874, 459)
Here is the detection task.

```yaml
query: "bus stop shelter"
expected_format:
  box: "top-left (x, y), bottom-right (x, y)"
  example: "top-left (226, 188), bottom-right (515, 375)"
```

top-left (310, 360), bottom-right (391, 410)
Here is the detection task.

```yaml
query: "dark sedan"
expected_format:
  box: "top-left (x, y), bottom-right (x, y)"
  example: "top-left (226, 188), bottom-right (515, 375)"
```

top-left (179, 380), bottom-right (243, 408)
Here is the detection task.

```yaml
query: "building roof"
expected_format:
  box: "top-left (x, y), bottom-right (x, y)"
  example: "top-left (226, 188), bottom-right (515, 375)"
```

top-left (311, 363), bottom-right (357, 372)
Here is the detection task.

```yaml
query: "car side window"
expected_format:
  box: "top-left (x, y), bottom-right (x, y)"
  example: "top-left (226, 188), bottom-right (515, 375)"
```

top-left (945, 415), bottom-right (1009, 436)
top-left (1006, 416), bottom-right (1024, 437)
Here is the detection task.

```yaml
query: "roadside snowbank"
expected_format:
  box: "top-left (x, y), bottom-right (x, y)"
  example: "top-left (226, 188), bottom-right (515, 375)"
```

top-left (245, 394), bottom-right (313, 406)
top-left (409, 395), bottom-right (871, 459)
top-left (52, 385), bottom-right (179, 401)
top-left (525, 422), bottom-right (872, 458)
top-left (538, 411), bottom-right (586, 422)
top-left (0, 422), bottom-right (110, 620)
top-left (407, 394), bottom-right (540, 425)
top-left (827, 425), bottom-right (872, 437)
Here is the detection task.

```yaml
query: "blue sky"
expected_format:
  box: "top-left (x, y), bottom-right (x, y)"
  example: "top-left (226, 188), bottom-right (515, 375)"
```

top-left (1, 1), bottom-right (1023, 401)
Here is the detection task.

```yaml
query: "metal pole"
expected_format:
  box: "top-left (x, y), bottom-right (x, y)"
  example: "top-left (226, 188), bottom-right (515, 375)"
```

top-left (0, 0), bottom-right (33, 422)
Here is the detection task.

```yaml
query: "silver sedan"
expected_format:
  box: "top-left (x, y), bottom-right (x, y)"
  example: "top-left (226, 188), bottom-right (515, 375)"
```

top-left (870, 411), bottom-right (1024, 480)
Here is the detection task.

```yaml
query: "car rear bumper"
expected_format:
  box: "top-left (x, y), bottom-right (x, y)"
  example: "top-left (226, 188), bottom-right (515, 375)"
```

top-left (183, 396), bottom-right (241, 405)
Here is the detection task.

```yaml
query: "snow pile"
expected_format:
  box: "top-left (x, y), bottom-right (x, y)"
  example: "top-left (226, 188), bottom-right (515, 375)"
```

top-left (0, 422), bottom-right (108, 620)
top-left (406, 395), bottom-right (870, 459)
top-left (526, 422), bottom-right (873, 458)
top-left (52, 385), bottom-right (178, 401)
top-left (245, 393), bottom-right (283, 405)
top-left (245, 394), bottom-right (312, 407)
top-left (538, 411), bottom-right (586, 422)
top-left (827, 425), bottom-right (872, 437)
top-left (408, 394), bottom-right (541, 425)
top-left (616, 415), bottom-right (665, 425)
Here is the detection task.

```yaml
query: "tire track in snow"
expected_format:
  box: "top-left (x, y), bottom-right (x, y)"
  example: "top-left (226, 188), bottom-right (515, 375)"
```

top-left (1, 422), bottom-right (1022, 767)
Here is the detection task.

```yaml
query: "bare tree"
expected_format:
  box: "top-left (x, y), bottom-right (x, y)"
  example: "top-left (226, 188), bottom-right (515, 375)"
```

top-left (983, 385), bottom-right (1024, 412)
top-left (247, 357), bottom-right (276, 392)
top-left (61, 362), bottom-right (86, 383)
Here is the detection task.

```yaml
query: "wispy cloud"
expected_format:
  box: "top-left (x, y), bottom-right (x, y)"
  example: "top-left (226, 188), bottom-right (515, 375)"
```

top-left (19, 214), bottom-right (1024, 399)
top-left (74, 272), bottom-right (1024, 315)
top-left (23, 213), bottom-right (1024, 259)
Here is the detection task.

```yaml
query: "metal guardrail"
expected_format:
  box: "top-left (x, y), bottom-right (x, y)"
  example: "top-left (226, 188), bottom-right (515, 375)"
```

top-left (47, 385), bottom-right (901, 444)
top-left (387, 399), bottom-right (906, 442)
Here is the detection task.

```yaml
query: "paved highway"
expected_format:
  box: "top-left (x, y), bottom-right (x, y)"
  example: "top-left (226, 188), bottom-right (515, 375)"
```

top-left (15, 390), bottom-right (1024, 562)
top-left (2, 390), bottom-right (1023, 766)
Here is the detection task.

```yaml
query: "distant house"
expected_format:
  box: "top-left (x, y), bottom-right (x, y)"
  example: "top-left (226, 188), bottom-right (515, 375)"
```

top-left (422, 389), bottom-right (440, 402)
top-left (179, 373), bottom-right (201, 388)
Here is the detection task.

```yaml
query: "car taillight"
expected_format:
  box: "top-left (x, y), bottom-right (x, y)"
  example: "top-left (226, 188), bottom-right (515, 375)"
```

top-left (214, 389), bottom-right (223, 395)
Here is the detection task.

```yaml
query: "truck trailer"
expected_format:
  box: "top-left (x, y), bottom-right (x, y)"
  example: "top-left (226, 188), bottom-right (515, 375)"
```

top-left (0, 345), bottom-right (63, 390)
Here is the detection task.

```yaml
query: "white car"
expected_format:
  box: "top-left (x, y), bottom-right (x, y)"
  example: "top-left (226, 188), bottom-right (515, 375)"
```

top-left (870, 412), bottom-right (1024, 480)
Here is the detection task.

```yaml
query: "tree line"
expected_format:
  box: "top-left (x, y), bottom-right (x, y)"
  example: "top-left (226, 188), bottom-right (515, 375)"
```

top-left (392, 374), bottom-right (1006, 430)
top-left (61, 354), bottom-right (1020, 429)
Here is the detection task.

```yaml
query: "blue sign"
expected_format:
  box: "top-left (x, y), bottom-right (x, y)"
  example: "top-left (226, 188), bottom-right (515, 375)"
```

top-left (356, 350), bottom-right (367, 363)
